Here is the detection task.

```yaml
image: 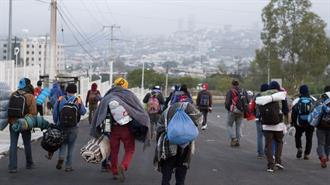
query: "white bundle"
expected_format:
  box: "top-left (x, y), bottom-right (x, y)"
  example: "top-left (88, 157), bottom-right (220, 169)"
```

top-left (109, 100), bottom-right (132, 125)
top-left (80, 136), bottom-right (110, 164)
top-left (256, 91), bottom-right (287, 105)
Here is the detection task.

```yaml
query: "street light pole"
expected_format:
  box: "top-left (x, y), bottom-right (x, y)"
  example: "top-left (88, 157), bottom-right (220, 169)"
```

top-left (7, 0), bottom-right (13, 61)
top-left (141, 59), bottom-right (145, 97)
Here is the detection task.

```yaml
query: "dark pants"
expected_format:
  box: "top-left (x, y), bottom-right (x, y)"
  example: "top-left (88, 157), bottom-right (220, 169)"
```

top-left (37, 104), bottom-right (43, 116)
top-left (199, 109), bottom-right (208, 126)
top-left (88, 104), bottom-right (98, 124)
top-left (294, 125), bottom-right (314, 155)
top-left (161, 147), bottom-right (189, 185)
top-left (263, 131), bottom-right (284, 169)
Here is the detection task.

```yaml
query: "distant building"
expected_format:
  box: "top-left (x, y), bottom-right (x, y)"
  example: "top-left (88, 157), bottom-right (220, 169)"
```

top-left (0, 36), bottom-right (65, 76)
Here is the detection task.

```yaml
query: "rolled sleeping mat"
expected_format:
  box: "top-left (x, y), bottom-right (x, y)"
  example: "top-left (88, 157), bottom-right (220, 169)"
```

top-left (0, 81), bottom-right (11, 101)
top-left (0, 118), bottom-right (8, 130)
top-left (35, 116), bottom-right (50, 130)
top-left (11, 119), bottom-right (30, 132)
top-left (0, 100), bottom-right (9, 111)
top-left (36, 88), bottom-right (50, 105)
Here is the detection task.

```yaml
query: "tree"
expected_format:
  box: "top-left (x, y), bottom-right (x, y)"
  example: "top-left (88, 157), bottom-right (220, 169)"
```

top-left (252, 0), bottom-right (330, 93)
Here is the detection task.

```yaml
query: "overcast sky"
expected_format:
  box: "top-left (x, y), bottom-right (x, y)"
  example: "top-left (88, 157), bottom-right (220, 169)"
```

top-left (0, 0), bottom-right (329, 37)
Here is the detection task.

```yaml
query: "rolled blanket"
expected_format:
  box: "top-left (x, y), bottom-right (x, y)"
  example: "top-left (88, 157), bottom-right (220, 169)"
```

top-left (11, 115), bottom-right (50, 132)
top-left (36, 88), bottom-right (50, 105)
top-left (256, 91), bottom-right (287, 105)
top-left (0, 100), bottom-right (9, 111)
top-left (0, 81), bottom-right (11, 130)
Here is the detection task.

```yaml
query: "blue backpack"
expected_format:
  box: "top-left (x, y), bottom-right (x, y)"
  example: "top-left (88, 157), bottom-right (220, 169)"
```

top-left (166, 103), bottom-right (199, 145)
top-left (297, 97), bottom-right (313, 125)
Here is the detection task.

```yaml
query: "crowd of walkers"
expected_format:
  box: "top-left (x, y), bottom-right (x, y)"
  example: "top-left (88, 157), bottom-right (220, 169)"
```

top-left (0, 76), bottom-right (329, 184)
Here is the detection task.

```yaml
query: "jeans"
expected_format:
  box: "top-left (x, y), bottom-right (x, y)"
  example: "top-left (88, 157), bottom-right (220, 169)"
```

top-left (227, 112), bottom-right (243, 141)
top-left (161, 147), bottom-right (189, 185)
top-left (263, 131), bottom-right (284, 169)
top-left (110, 124), bottom-right (135, 175)
top-left (295, 125), bottom-right (314, 155)
top-left (58, 127), bottom-right (78, 167)
top-left (316, 129), bottom-right (330, 158)
top-left (256, 121), bottom-right (264, 156)
top-left (9, 126), bottom-right (33, 170)
top-left (200, 109), bottom-right (208, 126)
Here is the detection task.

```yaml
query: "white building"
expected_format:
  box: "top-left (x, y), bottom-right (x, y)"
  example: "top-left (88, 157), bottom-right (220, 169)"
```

top-left (0, 36), bottom-right (65, 77)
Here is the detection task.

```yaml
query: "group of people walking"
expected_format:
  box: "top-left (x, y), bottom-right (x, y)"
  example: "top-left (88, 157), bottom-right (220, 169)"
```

top-left (225, 79), bottom-right (330, 172)
top-left (1, 76), bottom-right (329, 184)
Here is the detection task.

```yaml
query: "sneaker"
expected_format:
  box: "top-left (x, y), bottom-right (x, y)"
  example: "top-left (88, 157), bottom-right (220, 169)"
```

top-left (275, 163), bottom-right (284, 170)
top-left (113, 175), bottom-right (119, 180)
top-left (8, 169), bottom-right (17, 173)
top-left (320, 157), bottom-right (327, 168)
top-left (257, 154), bottom-right (264, 159)
top-left (235, 141), bottom-right (240, 147)
top-left (26, 163), bottom-right (36, 169)
top-left (266, 168), bottom-right (274, 173)
top-left (118, 165), bottom-right (126, 182)
top-left (201, 124), bottom-right (208, 130)
top-left (65, 167), bottom-right (74, 172)
top-left (230, 138), bottom-right (238, 147)
top-left (56, 159), bottom-right (64, 170)
top-left (296, 148), bottom-right (302, 159)
top-left (303, 154), bottom-right (310, 160)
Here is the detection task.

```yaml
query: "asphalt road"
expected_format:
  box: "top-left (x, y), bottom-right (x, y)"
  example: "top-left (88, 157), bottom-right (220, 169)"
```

top-left (0, 105), bottom-right (330, 185)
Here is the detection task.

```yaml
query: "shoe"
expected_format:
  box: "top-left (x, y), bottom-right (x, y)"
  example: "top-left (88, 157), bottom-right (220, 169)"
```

top-left (275, 163), bottom-right (284, 170)
top-left (257, 154), bottom-right (264, 159)
top-left (303, 154), bottom-right (310, 160)
top-left (118, 165), bottom-right (126, 182)
top-left (65, 167), bottom-right (74, 172)
top-left (26, 163), bottom-right (36, 169)
top-left (266, 168), bottom-right (274, 173)
top-left (113, 175), bottom-right (119, 180)
top-left (201, 124), bottom-right (208, 130)
top-left (45, 152), bottom-right (53, 160)
top-left (8, 169), bottom-right (17, 173)
top-left (56, 159), bottom-right (64, 170)
top-left (296, 148), bottom-right (302, 159)
top-left (320, 157), bottom-right (327, 168)
top-left (235, 141), bottom-right (240, 147)
top-left (230, 138), bottom-right (237, 147)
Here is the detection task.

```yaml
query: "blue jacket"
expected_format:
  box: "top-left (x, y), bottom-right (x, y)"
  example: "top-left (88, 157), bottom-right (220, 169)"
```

top-left (53, 95), bottom-right (86, 125)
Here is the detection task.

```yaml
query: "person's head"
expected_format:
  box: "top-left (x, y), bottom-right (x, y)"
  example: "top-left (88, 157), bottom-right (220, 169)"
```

top-left (66, 83), bottom-right (77, 95)
top-left (232, 80), bottom-right (239, 87)
top-left (18, 78), bottom-right (34, 94)
top-left (299, 85), bottom-right (309, 96)
top-left (174, 84), bottom-right (180, 91)
top-left (324, 85), bottom-right (330, 93)
top-left (269, 81), bottom-right (281, 91)
top-left (37, 80), bottom-right (42, 87)
top-left (114, 77), bottom-right (128, 89)
top-left (260, 83), bottom-right (269, 92)
top-left (180, 84), bottom-right (189, 93)
top-left (202, 83), bottom-right (209, 90)
top-left (91, 83), bottom-right (97, 91)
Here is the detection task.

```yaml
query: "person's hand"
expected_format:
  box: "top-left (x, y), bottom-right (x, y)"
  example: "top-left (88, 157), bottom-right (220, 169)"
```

top-left (208, 107), bottom-right (213, 112)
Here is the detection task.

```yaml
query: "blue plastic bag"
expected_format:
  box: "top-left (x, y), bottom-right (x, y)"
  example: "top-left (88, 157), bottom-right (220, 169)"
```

top-left (167, 108), bottom-right (199, 145)
top-left (308, 105), bottom-right (323, 127)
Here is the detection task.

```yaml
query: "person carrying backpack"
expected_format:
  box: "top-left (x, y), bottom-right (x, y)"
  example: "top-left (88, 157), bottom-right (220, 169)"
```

top-left (7, 78), bottom-right (37, 173)
top-left (196, 83), bottom-right (212, 130)
top-left (225, 80), bottom-right (248, 147)
top-left (34, 80), bottom-right (44, 116)
top-left (291, 85), bottom-right (316, 160)
top-left (258, 81), bottom-right (289, 173)
top-left (53, 83), bottom-right (86, 172)
top-left (315, 85), bottom-right (330, 168)
top-left (143, 85), bottom-right (164, 139)
top-left (171, 84), bottom-right (193, 105)
top-left (48, 82), bottom-right (64, 110)
top-left (85, 83), bottom-right (102, 125)
top-left (154, 99), bottom-right (202, 185)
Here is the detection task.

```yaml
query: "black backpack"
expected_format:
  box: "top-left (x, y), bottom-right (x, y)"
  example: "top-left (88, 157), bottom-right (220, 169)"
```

top-left (8, 91), bottom-right (28, 118)
top-left (58, 96), bottom-right (80, 128)
top-left (232, 89), bottom-right (248, 113)
top-left (297, 97), bottom-right (313, 125)
top-left (320, 101), bottom-right (330, 128)
top-left (199, 91), bottom-right (210, 107)
top-left (259, 102), bottom-right (282, 125)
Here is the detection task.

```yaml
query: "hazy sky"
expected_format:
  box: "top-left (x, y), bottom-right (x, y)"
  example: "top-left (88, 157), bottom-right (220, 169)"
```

top-left (0, 0), bottom-right (329, 37)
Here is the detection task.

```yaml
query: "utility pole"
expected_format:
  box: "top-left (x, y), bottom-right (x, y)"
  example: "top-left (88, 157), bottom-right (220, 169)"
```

top-left (49, 0), bottom-right (57, 82)
top-left (267, 49), bottom-right (271, 83)
top-left (7, 0), bottom-right (13, 61)
top-left (104, 25), bottom-right (120, 87)
top-left (165, 65), bottom-right (169, 97)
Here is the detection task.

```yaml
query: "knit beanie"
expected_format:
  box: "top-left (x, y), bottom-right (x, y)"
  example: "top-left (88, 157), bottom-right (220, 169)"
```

top-left (269, 81), bottom-right (280, 91)
top-left (260, 83), bottom-right (269, 92)
top-left (299, 85), bottom-right (309, 96)
top-left (324, 86), bottom-right (330, 93)
top-left (66, 83), bottom-right (77, 94)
